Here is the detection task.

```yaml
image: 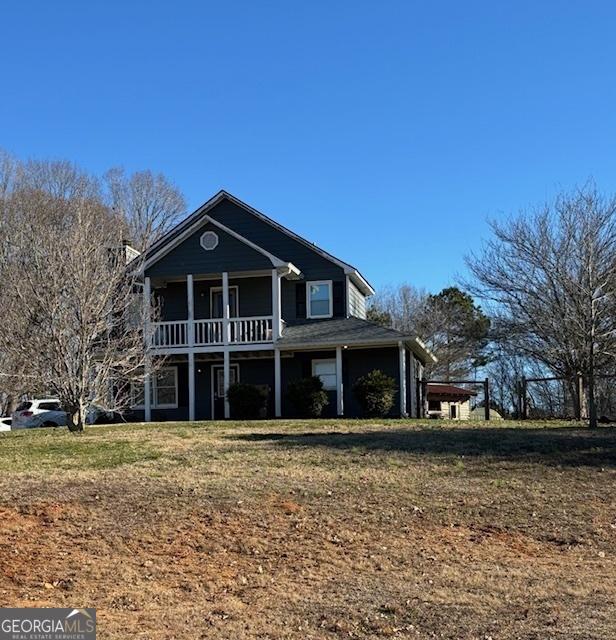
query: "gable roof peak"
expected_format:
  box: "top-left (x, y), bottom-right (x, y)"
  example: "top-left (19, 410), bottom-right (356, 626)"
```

top-left (144, 190), bottom-right (374, 295)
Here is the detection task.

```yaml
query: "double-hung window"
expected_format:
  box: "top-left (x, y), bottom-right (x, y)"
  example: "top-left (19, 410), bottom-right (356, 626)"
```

top-left (306, 281), bottom-right (333, 319)
top-left (132, 367), bottom-right (178, 409)
top-left (312, 359), bottom-right (337, 390)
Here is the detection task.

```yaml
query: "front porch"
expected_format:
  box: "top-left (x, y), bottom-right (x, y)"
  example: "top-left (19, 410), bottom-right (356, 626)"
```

top-left (137, 343), bottom-right (420, 422)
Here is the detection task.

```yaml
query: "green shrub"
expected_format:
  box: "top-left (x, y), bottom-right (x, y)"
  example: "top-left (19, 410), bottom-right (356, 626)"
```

top-left (352, 369), bottom-right (396, 417)
top-left (287, 376), bottom-right (329, 418)
top-left (227, 383), bottom-right (268, 419)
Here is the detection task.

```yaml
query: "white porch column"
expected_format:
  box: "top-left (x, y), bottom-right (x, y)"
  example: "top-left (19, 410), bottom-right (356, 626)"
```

top-left (271, 268), bottom-right (282, 340)
top-left (143, 276), bottom-right (152, 422)
top-left (274, 348), bottom-right (282, 417)
top-left (409, 354), bottom-right (417, 417)
top-left (187, 274), bottom-right (195, 347)
top-left (144, 356), bottom-right (152, 422)
top-left (336, 346), bottom-right (344, 416)
top-left (223, 272), bottom-right (231, 418)
top-left (399, 341), bottom-right (407, 417)
top-left (222, 271), bottom-right (230, 345)
top-left (188, 352), bottom-right (195, 421)
top-left (223, 349), bottom-right (230, 419)
top-left (144, 276), bottom-right (152, 345)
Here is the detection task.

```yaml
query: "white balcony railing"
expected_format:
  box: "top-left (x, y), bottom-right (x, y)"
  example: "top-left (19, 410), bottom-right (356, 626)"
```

top-left (151, 320), bottom-right (189, 348)
top-left (194, 319), bottom-right (224, 345)
top-left (151, 316), bottom-right (274, 349)
top-left (229, 316), bottom-right (273, 344)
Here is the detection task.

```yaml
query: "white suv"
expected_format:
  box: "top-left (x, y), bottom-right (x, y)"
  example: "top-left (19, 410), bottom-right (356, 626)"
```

top-left (12, 399), bottom-right (67, 429)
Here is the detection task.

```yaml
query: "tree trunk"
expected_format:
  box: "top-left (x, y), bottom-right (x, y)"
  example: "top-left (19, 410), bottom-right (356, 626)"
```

top-left (570, 377), bottom-right (580, 420)
top-left (578, 376), bottom-right (589, 421)
top-left (588, 337), bottom-right (597, 428)
top-left (67, 401), bottom-right (86, 432)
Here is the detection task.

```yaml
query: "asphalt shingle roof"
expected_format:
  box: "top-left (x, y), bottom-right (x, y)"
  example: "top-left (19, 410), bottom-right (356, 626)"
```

top-left (427, 384), bottom-right (478, 398)
top-left (277, 317), bottom-right (413, 347)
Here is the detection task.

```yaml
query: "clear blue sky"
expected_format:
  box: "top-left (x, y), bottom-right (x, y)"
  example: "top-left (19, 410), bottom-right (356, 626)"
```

top-left (1, 1), bottom-right (615, 292)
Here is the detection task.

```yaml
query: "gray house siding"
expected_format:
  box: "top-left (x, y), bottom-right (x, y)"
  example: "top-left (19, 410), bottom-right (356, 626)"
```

top-left (146, 222), bottom-right (272, 279)
top-left (206, 200), bottom-right (348, 323)
top-left (233, 358), bottom-right (275, 417)
top-left (348, 279), bottom-right (367, 319)
top-left (196, 357), bottom-right (275, 419)
top-left (279, 347), bottom-right (401, 418)
top-left (194, 276), bottom-right (272, 320)
top-left (342, 347), bottom-right (400, 418)
top-left (154, 281), bottom-right (188, 321)
top-left (281, 349), bottom-right (339, 418)
top-left (154, 276), bottom-right (272, 322)
top-left (145, 198), bottom-right (356, 324)
top-left (195, 363), bottom-right (211, 420)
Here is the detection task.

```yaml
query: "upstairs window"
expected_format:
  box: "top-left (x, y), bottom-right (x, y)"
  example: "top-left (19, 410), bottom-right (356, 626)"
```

top-left (307, 281), bottom-right (332, 319)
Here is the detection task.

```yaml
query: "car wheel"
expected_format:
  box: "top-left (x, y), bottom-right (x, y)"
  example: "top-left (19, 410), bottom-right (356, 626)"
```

top-left (42, 421), bottom-right (58, 428)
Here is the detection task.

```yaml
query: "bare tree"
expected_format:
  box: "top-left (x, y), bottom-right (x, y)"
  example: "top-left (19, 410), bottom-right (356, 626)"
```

top-left (104, 167), bottom-right (186, 252)
top-left (466, 184), bottom-right (616, 428)
top-left (0, 159), bottom-right (158, 430)
top-left (369, 284), bottom-right (489, 380)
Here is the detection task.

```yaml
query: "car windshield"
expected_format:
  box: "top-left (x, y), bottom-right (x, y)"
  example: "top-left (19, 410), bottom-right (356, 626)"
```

top-left (16, 402), bottom-right (32, 411)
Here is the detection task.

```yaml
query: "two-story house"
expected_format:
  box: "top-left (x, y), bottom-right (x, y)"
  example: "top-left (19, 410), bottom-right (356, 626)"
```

top-left (134, 191), bottom-right (434, 421)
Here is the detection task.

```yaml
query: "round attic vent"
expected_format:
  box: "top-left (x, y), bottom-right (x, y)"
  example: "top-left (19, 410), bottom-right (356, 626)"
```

top-left (200, 230), bottom-right (219, 251)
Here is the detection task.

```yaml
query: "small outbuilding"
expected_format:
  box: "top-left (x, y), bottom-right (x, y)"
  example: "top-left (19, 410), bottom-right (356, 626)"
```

top-left (427, 383), bottom-right (477, 420)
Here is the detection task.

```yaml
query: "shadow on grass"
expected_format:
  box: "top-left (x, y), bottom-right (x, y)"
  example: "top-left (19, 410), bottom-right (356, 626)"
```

top-left (230, 426), bottom-right (616, 467)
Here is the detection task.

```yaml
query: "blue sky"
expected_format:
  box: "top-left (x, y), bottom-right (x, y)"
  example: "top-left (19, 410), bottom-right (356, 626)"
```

top-left (1, 1), bottom-right (615, 292)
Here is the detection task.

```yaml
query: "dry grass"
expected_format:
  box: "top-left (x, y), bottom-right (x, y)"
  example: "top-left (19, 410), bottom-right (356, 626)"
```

top-left (0, 419), bottom-right (615, 639)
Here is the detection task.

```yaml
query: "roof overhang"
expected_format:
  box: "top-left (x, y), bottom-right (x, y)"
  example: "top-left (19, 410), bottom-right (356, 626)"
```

top-left (409, 336), bottom-right (437, 364)
top-left (276, 335), bottom-right (437, 364)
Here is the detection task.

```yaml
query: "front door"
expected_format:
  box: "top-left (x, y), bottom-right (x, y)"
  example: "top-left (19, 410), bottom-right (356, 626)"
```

top-left (211, 364), bottom-right (239, 419)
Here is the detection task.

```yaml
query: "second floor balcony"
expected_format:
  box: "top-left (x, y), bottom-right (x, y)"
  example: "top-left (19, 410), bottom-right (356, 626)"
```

top-left (150, 316), bottom-right (276, 349)
top-left (143, 266), bottom-right (297, 352)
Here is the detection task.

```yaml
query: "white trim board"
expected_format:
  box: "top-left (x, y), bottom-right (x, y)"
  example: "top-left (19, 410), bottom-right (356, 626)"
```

top-left (276, 337), bottom-right (436, 363)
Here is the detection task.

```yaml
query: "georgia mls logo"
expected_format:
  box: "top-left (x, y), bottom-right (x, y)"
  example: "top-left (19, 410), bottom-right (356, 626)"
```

top-left (0, 608), bottom-right (96, 639)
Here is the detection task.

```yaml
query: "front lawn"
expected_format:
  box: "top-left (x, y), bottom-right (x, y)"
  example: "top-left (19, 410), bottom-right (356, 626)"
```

top-left (0, 420), bottom-right (614, 639)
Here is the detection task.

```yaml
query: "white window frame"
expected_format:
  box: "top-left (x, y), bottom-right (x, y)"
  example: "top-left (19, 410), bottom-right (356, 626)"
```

top-left (210, 285), bottom-right (239, 318)
top-left (312, 358), bottom-right (337, 391)
top-left (132, 366), bottom-right (179, 410)
top-left (306, 280), bottom-right (333, 319)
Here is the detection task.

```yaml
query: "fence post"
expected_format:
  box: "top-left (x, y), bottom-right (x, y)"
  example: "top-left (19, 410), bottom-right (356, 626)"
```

top-left (484, 377), bottom-right (490, 421)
